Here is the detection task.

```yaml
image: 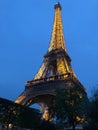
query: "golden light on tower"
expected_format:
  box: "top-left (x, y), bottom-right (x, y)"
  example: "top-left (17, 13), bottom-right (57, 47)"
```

top-left (15, 2), bottom-right (86, 111)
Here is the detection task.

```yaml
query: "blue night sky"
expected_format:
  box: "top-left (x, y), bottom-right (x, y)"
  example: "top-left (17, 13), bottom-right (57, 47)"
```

top-left (0, 0), bottom-right (98, 101)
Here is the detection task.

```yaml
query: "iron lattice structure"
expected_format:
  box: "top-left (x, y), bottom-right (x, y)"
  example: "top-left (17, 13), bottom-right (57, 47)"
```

top-left (15, 3), bottom-right (85, 109)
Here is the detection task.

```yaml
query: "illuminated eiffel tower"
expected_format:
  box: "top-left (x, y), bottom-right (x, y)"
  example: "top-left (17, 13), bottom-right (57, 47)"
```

top-left (15, 2), bottom-right (85, 109)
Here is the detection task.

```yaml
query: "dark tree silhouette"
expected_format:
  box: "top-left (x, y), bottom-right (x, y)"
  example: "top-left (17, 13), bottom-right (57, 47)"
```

top-left (0, 97), bottom-right (41, 129)
top-left (50, 86), bottom-right (88, 130)
top-left (84, 89), bottom-right (98, 130)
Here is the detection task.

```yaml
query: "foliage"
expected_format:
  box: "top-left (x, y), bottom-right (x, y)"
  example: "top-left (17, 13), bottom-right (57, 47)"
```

top-left (0, 97), bottom-right (41, 129)
top-left (50, 86), bottom-right (88, 130)
top-left (39, 119), bottom-right (56, 130)
top-left (83, 89), bottom-right (98, 130)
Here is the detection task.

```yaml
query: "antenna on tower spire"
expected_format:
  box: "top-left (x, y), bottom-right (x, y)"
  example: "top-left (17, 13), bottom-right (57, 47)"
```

top-left (54, 1), bottom-right (62, 10)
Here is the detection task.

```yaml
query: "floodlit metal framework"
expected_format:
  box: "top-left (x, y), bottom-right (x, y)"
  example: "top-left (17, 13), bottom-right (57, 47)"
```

top-left (15, 2), bottom-right (85, 109)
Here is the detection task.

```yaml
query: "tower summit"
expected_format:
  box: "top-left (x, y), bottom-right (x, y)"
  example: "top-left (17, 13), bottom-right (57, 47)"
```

top-left (48, 2), bottom-right (65, 52)
top-left (15, 3), bottom-right (85, 108)
top-left (54, 2), bottom-right (62, 10)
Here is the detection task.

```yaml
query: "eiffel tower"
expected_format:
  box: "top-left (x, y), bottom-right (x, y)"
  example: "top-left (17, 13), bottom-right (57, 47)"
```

top-left (15, 2), bottom-right (85, 109)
